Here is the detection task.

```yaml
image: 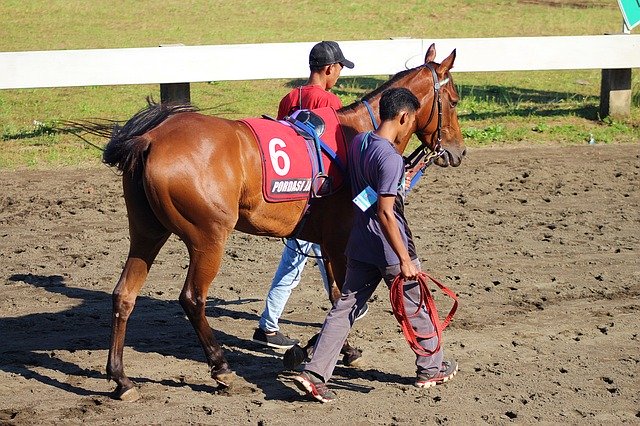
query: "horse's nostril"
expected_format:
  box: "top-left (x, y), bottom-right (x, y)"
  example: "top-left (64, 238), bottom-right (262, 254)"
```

top-left (462, 148), bottom-right (467, 157)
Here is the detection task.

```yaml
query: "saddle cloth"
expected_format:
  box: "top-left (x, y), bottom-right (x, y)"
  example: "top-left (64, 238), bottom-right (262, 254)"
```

top-left (241, 107), bottom-right (347, 203)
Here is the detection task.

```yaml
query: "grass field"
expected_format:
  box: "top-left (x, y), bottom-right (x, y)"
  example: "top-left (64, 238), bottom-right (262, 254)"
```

top-left (0, 0), bottom-right (638, 168)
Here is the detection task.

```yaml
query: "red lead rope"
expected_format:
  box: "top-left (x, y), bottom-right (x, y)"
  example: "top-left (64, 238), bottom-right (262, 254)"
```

top-left (389, 272), bottom-right (458, 357)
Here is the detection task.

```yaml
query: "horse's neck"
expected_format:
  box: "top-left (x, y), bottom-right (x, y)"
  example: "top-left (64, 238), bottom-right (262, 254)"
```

top-left (337, 72), bottom-right (427, 145)
top-left (337, 70), bottom-right (433, 153)
top-left (337, 102), bottom-right (379, 145)
top-left (337, 100), bottom-right (412, 155)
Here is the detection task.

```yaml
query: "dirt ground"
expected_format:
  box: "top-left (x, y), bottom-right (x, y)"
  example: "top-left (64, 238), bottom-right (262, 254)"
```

top-left (1, 143), bottom-right (638, 425)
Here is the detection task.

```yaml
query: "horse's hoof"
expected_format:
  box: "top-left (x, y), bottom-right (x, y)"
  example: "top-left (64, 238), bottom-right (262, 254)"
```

top-left (283, 344), bottom-right (308, 370)
top-left (342, 349), bottom-right (363, 368)
top-left (213, 371), bottom-right (237, 388)
top-left (118, 386), bottom-right (141, 402)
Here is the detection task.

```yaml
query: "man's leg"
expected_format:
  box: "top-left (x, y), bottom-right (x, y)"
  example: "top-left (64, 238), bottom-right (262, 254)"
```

top-left (302, 259), bottom-right (380, 382)
top-left (258, 238), bottom-right (311, 332)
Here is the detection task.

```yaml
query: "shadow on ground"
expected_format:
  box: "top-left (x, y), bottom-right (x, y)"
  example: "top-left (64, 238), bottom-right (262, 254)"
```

top-left (1, 273), bottom-right (388, 402)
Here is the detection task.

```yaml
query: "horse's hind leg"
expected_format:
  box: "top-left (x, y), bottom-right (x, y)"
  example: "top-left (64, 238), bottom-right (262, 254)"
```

top-left (107, 233), bottom-right (170, 400)
top-left (179, 234), bottom-right (234, 387)
top-left (107, 177), bottom-right (170, 401)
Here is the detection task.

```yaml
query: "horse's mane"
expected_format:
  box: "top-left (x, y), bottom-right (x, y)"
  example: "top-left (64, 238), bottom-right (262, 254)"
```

top-left (339, 67), bottom-right (419, 113)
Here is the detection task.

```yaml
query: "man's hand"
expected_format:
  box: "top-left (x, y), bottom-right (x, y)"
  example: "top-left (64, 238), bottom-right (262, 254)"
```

top-left (405, 159), bottom-right (428, 191)
top-left (400, 259), bottom-right (418, 280)
top-left (404, 173), bottom-right (412, 191)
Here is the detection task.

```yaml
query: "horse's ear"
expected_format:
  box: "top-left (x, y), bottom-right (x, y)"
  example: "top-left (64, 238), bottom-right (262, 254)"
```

top-left (438, 49), bottom-right (456, 73)
top-left (424, 43), bottom-right (436, 63)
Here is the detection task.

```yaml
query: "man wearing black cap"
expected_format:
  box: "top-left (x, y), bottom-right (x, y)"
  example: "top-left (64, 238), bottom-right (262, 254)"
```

top-left (253, 41), bottom-right (356, 350)
top-left (277, 40), bottom-right (354, 119)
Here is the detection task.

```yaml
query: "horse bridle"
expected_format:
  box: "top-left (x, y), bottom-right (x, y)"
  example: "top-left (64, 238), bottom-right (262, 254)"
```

top-left (404, 62), bottom-right (449, 170)
top-left (362, 63), bottom-right (449, 172)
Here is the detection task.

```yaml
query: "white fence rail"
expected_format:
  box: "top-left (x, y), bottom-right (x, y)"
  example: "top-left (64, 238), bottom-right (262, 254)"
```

top-left (1, 35), bottom-right (638, 116)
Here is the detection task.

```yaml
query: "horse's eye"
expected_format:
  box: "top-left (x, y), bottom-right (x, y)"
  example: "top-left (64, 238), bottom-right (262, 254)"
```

top-left (450, 100), bottom-right (458, 108)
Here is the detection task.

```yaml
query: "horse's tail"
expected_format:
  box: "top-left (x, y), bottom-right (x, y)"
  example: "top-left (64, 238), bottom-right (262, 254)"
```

top-left (103, 98), bottom-right (199, 174)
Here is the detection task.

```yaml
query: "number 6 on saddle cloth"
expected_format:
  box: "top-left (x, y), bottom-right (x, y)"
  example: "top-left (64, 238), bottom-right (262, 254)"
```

top-left (242, 107), bottom-right (348, 203)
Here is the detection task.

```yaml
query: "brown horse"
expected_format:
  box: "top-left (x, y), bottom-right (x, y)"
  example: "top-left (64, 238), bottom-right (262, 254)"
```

top-left (100, 44), bottom-right (465, 401)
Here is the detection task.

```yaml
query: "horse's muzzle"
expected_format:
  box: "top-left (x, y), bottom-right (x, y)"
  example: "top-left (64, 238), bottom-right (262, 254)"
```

top-left (436, 147), bottom-right (466, 167)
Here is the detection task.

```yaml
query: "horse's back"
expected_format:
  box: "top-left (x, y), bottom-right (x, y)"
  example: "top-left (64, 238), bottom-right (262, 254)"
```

top-left (146, 113), bottom-right (251, 163)
top-left (139, 111), bottom-right (315, 240)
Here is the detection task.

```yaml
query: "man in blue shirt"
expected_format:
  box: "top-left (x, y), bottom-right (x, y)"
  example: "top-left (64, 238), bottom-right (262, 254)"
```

top-left (292, 88), bottom-right (457, 403)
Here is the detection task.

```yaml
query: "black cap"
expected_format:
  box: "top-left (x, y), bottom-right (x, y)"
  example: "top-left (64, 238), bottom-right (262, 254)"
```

top-left (309, 41), bottom-right (355, 69)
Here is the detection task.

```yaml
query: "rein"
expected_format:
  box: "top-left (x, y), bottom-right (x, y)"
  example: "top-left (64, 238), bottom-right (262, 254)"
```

top-left (389, 272), bottom-right (458, 357)
top-left (282, 237), bottom-right (325, 260)
top-left (362, 100), bottom-right (379, 130)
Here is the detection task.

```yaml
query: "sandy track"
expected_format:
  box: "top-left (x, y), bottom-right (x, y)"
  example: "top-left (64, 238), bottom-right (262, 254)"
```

top-left (1, 143), bottom-right (638, 424)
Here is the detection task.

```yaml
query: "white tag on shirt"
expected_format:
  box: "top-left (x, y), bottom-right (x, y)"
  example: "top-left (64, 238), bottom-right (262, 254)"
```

top-left (353, 185), bottom-right (378, 211)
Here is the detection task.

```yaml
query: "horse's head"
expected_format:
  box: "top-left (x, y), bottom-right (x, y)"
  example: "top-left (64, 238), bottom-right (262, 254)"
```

top-left (339, 45), bottom-right (465, 166)
top-left (405, 44), bottom-right (465, 167)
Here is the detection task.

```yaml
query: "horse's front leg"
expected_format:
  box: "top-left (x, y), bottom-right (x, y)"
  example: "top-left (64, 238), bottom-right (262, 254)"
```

top-left (179, 240), bottom-right (234, 387)
top-left (324, 260), bottom-right (342, 304)
top-left (327, 274), bottom-right (364, 367)
top-left (283, 332), bottom-right (363, 369)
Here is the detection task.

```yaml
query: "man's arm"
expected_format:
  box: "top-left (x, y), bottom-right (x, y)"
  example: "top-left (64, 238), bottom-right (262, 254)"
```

top-left (377, 194), bottom-right (418, 280)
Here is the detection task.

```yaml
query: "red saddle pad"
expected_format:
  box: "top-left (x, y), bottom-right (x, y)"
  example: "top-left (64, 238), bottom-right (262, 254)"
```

top-left (241, 107), bottom-right (347, 203)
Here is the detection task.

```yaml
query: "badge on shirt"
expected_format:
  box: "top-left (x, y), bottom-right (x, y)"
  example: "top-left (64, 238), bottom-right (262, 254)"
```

top-left (353, 185), bottom-right (378, 211)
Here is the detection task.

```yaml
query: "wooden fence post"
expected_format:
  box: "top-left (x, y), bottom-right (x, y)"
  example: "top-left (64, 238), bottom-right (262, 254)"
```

top-left (160, 82), bottom-right (191, 104)
top-left (159, 44), bottom-right (191, 104)
top-left (599, 68), bottom-right (632, 119)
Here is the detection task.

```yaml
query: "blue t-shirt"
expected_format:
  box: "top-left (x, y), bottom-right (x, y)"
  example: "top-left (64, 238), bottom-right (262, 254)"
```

top-left (345, 131), bottom-right (416, 267)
